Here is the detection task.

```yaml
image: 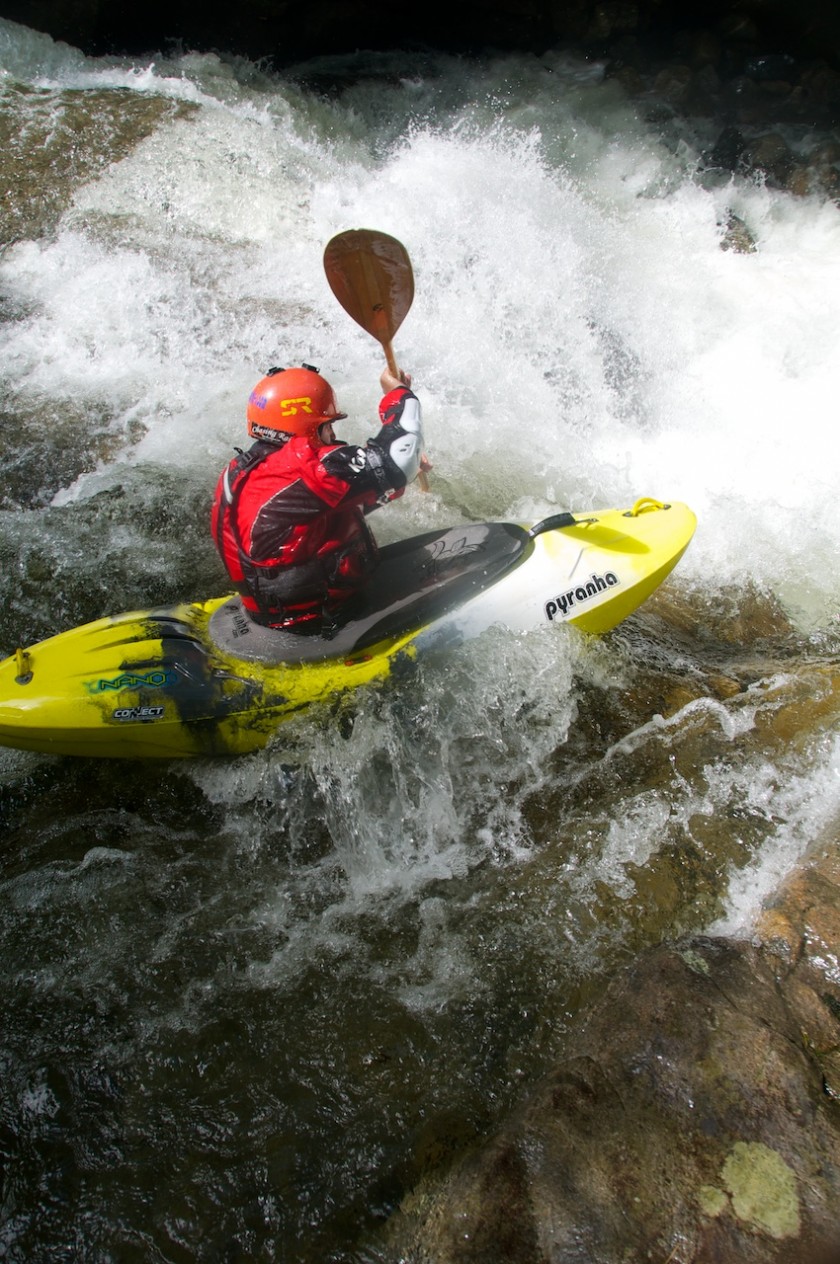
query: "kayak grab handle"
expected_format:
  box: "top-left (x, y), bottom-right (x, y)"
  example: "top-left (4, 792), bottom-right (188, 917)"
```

top-left (528, 512), bottom-right (596, 538)
top-left (528, 512), bottom-right (576, 537)
top-left (624, 497), bottom-right (670, 517)
top-left (15, 647), bottom-right (33, 685)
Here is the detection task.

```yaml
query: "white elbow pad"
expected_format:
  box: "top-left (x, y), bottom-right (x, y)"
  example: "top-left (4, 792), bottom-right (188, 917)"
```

top-left (380, 394), bottom-right (424, 482)
top-left (398, 395), bottom-right (423, 437)
top-left (387, 431), bottom-right (422, 482)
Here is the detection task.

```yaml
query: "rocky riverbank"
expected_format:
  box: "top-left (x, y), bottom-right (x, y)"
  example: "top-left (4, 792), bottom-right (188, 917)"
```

top-left (599, 24), bottom-right (840, 206)
top-left (4, 1), bottom-right (839, 217)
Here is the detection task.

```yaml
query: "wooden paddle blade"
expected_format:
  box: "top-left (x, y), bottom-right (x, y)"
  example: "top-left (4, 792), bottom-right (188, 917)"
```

top-left (323, 229), bottom-right (414, 347)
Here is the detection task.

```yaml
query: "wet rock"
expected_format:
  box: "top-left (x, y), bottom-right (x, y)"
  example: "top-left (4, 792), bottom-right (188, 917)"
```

top-left (0, 87), bottom-right (196, 247)
top-left (804, 141), bottom-right (840, 200)
top-left (383, 935), bottom-right (840, 1263)
top-left (706, 124), bottom-right (747, 172)
top-left (687, 62), bottom-right (724, 114)
top-left (641, 579), bottom-right (802, 652)
top-left (744, 53), bottom-right (798, 84)
top-left (810, 140), bottom-right (840, 166)
top-left (744, 131), bottom-right (796, 186)
top-left (720, 210), bottom-right (758, 253)
top-left (785, 164), bottom-right (816, 197)
top-left (799, 62), bottom-right (840, 111)
top-left (673, 27), bottom-right (723, 70)
top-left (758, 842), bottom-right (840, 1105)
top-left (652, 63), bottom-right (694, 106)
top-left (604, 62), bottom-right (648, 96)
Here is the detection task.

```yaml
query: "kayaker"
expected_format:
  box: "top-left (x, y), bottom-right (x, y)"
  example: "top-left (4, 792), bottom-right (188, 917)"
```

top-left (211, 362), bottom-right (429, 636)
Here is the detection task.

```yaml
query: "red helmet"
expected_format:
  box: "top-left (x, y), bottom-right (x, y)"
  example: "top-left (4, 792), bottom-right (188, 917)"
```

top-left (246, 365), bottom-right (346, 441)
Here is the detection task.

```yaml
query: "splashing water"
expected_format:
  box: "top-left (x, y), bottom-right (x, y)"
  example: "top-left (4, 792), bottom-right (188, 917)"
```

top-left (2, 17), bottom-right (840, 1260)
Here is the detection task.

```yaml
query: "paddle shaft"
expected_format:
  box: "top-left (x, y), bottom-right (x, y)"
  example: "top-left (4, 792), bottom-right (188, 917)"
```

top-left (382, 339), bottom-right (399, 378)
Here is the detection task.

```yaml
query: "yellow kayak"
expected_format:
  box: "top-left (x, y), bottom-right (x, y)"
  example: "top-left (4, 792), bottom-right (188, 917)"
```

top-left (0, 498), bottom-right (696, 759)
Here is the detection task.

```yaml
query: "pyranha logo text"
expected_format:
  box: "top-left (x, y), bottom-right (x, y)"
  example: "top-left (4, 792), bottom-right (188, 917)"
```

top-left (545, 572), bottom-right (619, 621)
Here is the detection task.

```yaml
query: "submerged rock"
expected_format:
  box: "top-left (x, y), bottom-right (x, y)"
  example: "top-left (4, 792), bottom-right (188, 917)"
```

top-left (720, 211), bottom-right (758, 253)
top-left (0, 86), bottom-right (196, 247)
top-left (383, 927), bottom-right (840, 1262)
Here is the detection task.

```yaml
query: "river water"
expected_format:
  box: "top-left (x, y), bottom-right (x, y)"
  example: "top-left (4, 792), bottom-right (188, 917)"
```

top-left (2, 18), bottom-right (840, 1261)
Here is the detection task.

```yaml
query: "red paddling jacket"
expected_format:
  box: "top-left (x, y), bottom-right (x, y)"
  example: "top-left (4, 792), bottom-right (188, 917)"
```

top-left (211, 386), bottom-right (423, 630)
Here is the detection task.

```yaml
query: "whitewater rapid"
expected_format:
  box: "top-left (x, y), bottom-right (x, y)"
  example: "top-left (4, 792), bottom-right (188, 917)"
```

top-left (2, 18), bottom-right (840, 1259)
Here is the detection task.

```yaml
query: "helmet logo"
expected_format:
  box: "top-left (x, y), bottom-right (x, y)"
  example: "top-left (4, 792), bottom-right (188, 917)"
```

top-left (280, 396), bottom-right (314, 417)
top-left (248, 390), bottom-right (315, 417)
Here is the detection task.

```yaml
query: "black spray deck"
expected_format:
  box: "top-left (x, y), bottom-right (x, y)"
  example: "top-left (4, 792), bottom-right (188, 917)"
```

top-left (207, 523), bottom-right (531, 664)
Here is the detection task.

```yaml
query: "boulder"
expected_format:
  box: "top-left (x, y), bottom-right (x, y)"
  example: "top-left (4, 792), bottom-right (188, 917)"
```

top-left (384, 852), bottom-right (840, 1262)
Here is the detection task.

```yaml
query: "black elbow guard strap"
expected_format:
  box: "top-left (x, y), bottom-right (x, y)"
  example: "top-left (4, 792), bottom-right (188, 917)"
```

top-left (367, 440), bottom-right (406, 494)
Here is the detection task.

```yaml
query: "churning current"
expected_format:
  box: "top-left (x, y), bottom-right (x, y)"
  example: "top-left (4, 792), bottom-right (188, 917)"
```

top-left (1, 17), bottom-right (840, 1261)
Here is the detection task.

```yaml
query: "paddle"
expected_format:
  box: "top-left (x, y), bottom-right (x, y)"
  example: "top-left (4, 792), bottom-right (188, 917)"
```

top-left (323, 228), bottom-right (429, 491)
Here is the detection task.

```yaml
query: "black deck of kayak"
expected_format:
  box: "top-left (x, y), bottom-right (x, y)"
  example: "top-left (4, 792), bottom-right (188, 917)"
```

top-left (207, 522), bottom-right (531, 664)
